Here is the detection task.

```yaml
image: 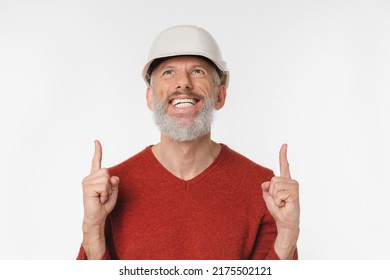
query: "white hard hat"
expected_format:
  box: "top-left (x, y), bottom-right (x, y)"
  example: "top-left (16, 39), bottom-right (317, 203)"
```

top-left (142, 25), bottom-right (229, 87)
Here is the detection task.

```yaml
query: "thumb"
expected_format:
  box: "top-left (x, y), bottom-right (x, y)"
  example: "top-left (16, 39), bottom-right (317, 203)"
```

top-left (261, 181), bottom-right (272, 201)
top-left (261, 181), bottom-right (271, 193)
top-left (110, 176), bottom-right (120, 188)
top-left (261, 181), bottom-right (277, 215)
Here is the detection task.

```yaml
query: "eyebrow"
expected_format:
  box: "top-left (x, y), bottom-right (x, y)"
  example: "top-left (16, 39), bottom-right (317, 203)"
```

top-left (148, 55), bottom-right (218, 76)
top-left (159, 64), bottom-right (210, 70)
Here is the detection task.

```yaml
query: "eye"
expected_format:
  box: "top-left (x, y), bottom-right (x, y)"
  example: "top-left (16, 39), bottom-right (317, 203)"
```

top-left (192, 69), bottom-right (206, 75)
top-left (162, 69), bottom-right (174, 76)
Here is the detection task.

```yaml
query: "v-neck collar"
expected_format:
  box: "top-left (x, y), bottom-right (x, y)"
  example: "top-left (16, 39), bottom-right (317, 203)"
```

top-left (144, 143), bottom-right (229, 186)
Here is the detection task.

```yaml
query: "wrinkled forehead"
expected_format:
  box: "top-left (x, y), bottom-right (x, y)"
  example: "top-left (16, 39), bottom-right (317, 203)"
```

top-left (148, 55), bottom-right (218, 75)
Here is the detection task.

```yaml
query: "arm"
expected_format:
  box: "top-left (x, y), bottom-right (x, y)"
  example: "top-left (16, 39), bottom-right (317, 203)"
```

top-left (77, 140), bottom-right (120, 260)
top-left (261, 144), bottom-right (300, 260)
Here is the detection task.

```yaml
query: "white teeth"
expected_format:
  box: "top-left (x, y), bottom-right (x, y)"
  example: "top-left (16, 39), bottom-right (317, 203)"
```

top-left (171, 98), bottom-right (197, 107)
top-left (175, 103), bottom-right (193, 107)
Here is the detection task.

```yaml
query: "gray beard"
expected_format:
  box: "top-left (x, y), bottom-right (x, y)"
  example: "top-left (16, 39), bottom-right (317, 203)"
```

top-left (152, 92), bottom-right (216, 142)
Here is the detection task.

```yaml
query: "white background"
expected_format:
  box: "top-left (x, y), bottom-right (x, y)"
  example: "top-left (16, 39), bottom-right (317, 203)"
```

top-left (1, 0), bottom-right (389, 259)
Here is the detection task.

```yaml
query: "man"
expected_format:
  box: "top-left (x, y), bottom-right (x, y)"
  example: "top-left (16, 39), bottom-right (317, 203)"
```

top-left (77, 25), bottom-right (300, 260)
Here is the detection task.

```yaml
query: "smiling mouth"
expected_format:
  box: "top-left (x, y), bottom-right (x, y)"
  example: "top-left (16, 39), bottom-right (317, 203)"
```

top-left (170, 98), bottom-right (199, 108)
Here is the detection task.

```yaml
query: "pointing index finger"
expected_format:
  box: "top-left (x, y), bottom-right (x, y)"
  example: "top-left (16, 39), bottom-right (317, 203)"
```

top-left (90, 140), bottom-right (102, 174)
top-left (279, 143), bottom-right (291, 178)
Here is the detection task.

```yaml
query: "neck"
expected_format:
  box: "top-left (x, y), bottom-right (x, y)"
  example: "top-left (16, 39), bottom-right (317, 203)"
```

top-left (151, 133), bottom-right (221, 180)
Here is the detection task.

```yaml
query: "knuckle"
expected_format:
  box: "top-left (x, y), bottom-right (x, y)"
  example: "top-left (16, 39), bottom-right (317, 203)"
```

top-left (81, 176), bottom-right (91, 188)
top-left (105, 181), bottom-right (112, 190)
top-left (100, 168), bottom-right (110, 176)
top-left (273, 181), bottom-right (282, 189)
top-left (291, 179), bottom-right (299, 187)
top-left (93, 168), bottom-right (110, 180)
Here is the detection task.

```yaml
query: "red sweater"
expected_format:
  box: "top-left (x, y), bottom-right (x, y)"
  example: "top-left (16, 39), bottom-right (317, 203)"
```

top-left (78, 144), bottom-right (280, 259)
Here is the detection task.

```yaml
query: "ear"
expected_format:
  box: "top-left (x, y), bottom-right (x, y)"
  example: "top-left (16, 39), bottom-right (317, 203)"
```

top-left (146, 86), bottom-right (154, 111)
top-left (214, 85), bottom-right (227, 110)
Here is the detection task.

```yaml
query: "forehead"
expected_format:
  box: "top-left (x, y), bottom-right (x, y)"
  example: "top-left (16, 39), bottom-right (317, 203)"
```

top-left (156, 56), bottom-right (214, 69)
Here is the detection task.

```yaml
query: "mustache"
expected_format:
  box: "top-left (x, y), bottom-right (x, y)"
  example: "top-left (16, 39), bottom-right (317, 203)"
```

top-left (166, 91), bottom-right (204, 101)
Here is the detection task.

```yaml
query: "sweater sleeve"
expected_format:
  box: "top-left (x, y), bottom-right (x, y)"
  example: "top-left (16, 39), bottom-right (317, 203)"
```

top-left (249, 202), bottom-right (299, 260)
top-left (250, 207), bottom-right (279, 260)
top-left (249, 208), bottom-right (298, 260)
top-left (76, 245), bottom-right (110, 260)
top-left (250, 212), bottom-right (298, 260)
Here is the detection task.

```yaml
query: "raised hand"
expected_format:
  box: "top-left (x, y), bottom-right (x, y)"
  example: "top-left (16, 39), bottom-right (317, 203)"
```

top-left (261, 144), bottom-right (300, 258)
top-left (81, 140), bottom-right (120, 259)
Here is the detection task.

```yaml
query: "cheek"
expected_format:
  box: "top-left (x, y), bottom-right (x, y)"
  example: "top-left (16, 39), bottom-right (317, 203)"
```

top-left (152, 88), bottom-right (166, 100)
top-left (196, 80), bottom-right (215, 97)
top-left (153, 83), bottom-right (174, 99)
top-left (201, 86), bottom-right (216, 99)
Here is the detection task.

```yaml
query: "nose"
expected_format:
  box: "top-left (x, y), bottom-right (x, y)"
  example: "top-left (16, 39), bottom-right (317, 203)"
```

top-left (176, 72), bottom-right (193, 90)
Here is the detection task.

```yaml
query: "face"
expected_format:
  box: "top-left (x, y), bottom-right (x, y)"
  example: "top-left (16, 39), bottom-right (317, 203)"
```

top-left (146, 56), bottom-right (226, 142)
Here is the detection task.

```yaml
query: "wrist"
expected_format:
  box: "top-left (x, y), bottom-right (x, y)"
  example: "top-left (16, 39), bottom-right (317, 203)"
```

top-left (274, 228), bottom-right (299, 260)
top-left (82, 219), bottom-right (107, 260)
top-left (82, 233), bottom-right (106, 260)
